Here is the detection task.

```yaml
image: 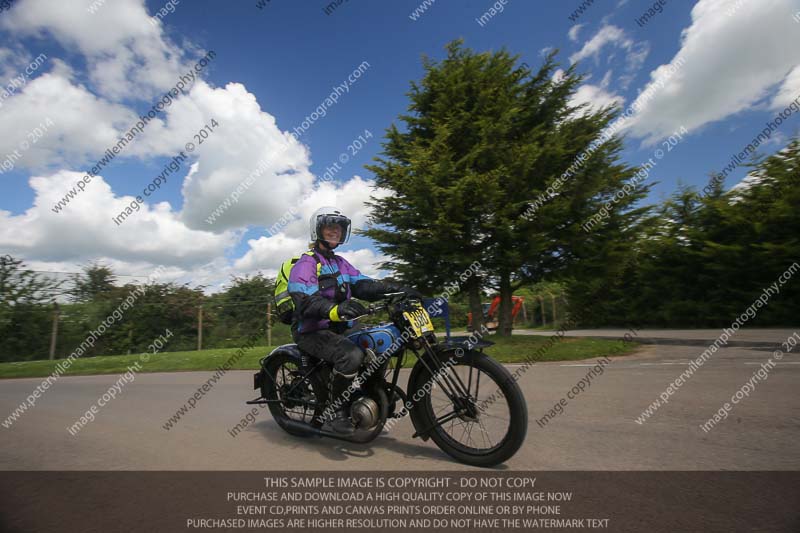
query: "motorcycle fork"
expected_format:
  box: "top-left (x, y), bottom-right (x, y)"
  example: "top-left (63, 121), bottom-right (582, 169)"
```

top-left (412, 338), bottom-right (473, 408)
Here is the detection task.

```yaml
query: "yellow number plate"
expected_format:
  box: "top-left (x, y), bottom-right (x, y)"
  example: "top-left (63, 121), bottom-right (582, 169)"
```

top-left (403, 306), bottom-right (435, 338)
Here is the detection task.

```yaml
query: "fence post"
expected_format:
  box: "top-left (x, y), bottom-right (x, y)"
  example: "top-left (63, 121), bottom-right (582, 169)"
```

top-left (49, 303), bottom-right (59, 360)
top-left (538, 296), bottom-right (546, 328)
top-left (197, 305), bottom-right (203, 351)
top-left (267, 302), bottom-right (272, 347)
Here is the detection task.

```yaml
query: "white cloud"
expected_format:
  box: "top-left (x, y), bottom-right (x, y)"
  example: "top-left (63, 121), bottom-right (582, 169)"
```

top-left (234, 175), bottom-right (391, 272)
top-left (234, 238), bottom-right (388, 281)
top-left (0, 68), bottom-right (136, 173)
top-left (568, 23), bottom-right (584, 42)
top-left (337, 248), bottom-right (390, 279)
top-left (619, 41), bottom-right (649, 89)
top-left (771, 64), bottom-right (800, 109)
top-left (2, 0), bottom-right (189, 101)
top-left (624, 0), bottom-right (800, 143)
top-left (571, 82), bottom-right (624, 114)
top-left (233, 234), bottom-right (309, 274)
top-left (0, 0), bottom-right (395, 290)
top-left (569, 25), bottom-right (631, 65)
top-left (568, 24), bottom-right (649, 90)
top-left (169, 81), bottom-right (316, 231)
top-left (555, 69), bottom-right (624, 116)
top-left (0, 170), bottom-right (236, 268)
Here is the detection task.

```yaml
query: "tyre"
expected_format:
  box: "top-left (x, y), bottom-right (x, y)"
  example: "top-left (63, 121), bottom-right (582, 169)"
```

top-left (262, 351), bottom-right (327, 437)
top-left (410, 350), bottom-right (528, 467)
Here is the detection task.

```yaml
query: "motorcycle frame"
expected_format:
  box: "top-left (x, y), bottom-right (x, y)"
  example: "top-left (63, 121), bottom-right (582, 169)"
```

top-left (249, 298), bottom-right (495, 443)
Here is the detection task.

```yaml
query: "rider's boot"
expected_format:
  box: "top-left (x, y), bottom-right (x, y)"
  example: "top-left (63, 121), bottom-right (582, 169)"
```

top-left (328, 371), bottom-right (356, 435)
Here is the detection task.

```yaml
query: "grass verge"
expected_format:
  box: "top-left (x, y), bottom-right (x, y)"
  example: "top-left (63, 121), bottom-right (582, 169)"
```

top-left (0, 335), bottom-right (638, 379)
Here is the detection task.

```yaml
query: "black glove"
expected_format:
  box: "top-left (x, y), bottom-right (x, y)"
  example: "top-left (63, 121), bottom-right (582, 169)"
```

top-left (329, 299), bottom-right (368, 321)
top-left (399, 287), bottom-right (424, 300)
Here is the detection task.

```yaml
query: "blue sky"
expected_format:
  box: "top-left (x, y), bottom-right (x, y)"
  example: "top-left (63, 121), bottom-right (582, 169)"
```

top-left (0, 0), bottom-right (798, 289)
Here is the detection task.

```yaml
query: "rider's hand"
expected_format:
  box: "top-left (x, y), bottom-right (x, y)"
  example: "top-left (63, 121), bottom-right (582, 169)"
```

top-left (329, 299), bottom-right (368, 321)
top-left (400, 287), bottom-right (424, 300)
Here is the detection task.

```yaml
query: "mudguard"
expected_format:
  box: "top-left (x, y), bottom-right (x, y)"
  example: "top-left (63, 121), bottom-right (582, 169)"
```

top-left (254, 344), bottom-right (303, 391)
top-left (438, 336), bottom-right (494, 351)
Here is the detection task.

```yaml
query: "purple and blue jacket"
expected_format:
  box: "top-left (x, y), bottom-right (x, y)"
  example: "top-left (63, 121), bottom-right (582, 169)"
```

top-left (288, 248), bottom-right (397, 334)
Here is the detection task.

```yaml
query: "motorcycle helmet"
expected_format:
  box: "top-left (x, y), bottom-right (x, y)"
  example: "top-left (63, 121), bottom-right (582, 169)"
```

top-left (309, 206), bottom-right (352, 246)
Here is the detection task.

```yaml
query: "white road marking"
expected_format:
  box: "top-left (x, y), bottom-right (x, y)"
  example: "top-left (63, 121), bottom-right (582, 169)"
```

top-left (744, 362), bottom-right (800, 365)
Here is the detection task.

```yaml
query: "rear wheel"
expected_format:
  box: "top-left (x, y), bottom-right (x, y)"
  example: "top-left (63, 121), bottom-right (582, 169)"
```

top-left (262, 352), bottom-right (327, 437)
top-left (411, 350), bottom-right (527, 467)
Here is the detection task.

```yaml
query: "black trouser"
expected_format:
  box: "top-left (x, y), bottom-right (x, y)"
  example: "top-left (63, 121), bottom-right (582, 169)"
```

top-left (295, 328), bottom-right (364, 376)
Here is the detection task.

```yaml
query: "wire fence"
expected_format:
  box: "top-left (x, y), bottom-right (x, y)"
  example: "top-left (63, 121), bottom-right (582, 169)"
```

top-left (0, 266), bottom-right (569, 362)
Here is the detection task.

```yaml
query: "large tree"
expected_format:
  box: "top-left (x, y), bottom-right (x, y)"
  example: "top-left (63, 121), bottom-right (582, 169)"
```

top-left (364, 40), bottom-right (648, 335)
top-left (69, 262), bottom-right (117, 302)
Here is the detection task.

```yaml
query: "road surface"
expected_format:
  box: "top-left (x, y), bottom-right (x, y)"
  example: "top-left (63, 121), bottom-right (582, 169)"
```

top-left (1, 335), bottom-right (797, 470)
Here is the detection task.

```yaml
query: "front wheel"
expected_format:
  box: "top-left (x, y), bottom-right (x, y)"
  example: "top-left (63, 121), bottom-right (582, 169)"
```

top-left (410, 350), bottom-right (528, 467)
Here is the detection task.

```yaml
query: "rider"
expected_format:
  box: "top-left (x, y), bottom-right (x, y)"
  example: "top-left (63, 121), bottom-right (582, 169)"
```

top-left (288, 206), bottom-right (421, 435)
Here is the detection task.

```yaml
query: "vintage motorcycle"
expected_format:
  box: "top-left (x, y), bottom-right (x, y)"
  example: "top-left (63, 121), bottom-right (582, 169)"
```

top-left (249, 293), bottom-right (528, 467)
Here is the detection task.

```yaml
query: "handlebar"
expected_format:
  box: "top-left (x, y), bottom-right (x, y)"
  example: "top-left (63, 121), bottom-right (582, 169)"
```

top-left (348, 292), bottom-right (419, 321)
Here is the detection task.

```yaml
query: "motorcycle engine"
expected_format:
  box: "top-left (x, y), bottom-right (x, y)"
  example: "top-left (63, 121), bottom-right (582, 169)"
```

top-left (350, 396), bottom-right (380, 429)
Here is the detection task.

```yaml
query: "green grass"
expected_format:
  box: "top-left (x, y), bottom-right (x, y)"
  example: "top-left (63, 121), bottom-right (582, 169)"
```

top-left (0, 335), bottom-right (638, 379)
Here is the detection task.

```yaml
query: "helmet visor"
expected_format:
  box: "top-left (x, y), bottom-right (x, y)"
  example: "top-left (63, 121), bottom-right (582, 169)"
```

top-left (316, 214), bottom-right (351, 244)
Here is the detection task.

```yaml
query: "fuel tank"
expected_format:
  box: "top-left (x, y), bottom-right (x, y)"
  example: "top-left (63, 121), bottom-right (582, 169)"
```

top-left (346, 323), bottom-right (403, 356)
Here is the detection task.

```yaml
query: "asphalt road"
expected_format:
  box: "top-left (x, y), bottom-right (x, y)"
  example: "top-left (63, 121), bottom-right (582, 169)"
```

top-left (1, 339), bottom-right (798, 471)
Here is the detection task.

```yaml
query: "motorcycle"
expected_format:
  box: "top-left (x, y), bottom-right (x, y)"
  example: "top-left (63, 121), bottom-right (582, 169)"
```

top-left (249, 293), bottom-right (528, 467)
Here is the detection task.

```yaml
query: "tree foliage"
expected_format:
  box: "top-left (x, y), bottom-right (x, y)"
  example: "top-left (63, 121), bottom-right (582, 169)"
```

top-left (568, 137), bottom-right (800, 327)
top-left (0, 255), bottom-right (61, 362)
top-left (69, 262), bottom-right (116, 302)
top-left (363, 40), bottom-right (648, 335)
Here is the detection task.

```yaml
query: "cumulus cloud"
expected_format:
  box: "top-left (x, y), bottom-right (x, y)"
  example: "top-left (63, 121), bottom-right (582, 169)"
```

top-left (570, 81), bottom-right (625, 115)
top-left (556, 69), bottom-right (624, 116)
top-left (0, 68), bottom-right (136, 173)
top-left (624, 0), bottom-right (800, 143)
top-left (336, 248), bottom-right (390, 279)
top-left (170, 82), bottom-right (316, 231)
top-left (2, 0), bottom-right (189, 100)
top-left (235, 236), bottom-right (388, 280)
top-left (0, 170), bottom-right (235, 268)
top-left (234, 175), bottom-right (391, 273)
top-left (771, 64), bottom-right (800, 109)
top-left (0, 0), bottom-right (392, 288)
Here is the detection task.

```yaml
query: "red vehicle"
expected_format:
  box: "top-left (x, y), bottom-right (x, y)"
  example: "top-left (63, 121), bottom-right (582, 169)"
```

top-left (467, 296), bottom-right (524, 330)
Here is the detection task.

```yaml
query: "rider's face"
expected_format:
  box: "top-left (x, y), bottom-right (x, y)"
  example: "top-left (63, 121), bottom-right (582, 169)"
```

top-left (321, 223), bottom-right (342, 245)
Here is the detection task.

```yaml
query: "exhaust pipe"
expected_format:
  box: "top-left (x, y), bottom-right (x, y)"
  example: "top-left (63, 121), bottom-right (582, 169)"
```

top-left (279, 418), bottom-right (378, 443)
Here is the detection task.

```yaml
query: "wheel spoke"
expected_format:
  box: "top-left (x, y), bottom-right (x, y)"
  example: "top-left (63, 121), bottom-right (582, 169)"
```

top-left (476, 417), bottom-right (495, 448)
top-left (435, 410), bottom-right (461, 426)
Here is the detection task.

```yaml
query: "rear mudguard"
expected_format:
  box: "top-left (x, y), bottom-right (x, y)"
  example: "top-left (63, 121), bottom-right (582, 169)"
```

top-left (254, 344), bottom-right (303, 392)
top-left (260, 343), bottom-right (302, 368)
top-left (406, 344), bottom-right (484, 441)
